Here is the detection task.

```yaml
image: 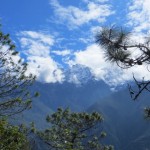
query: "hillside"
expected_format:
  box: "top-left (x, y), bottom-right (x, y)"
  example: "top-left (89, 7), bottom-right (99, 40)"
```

top-left (22, 80), bottom-right (112, 128)
top-left (88, 88), bottom-right (150, 150)
top-left (21, 80), bottom-right (150, 149)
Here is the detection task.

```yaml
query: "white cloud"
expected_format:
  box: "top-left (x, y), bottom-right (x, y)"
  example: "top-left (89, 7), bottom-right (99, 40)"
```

top-left (50, 0), bottom-right (114, 28)
top-left (127, 0), bottom-right (150, 33)
top-left (18, 31), bottom-right (64, 83)
top-left (69, 44), bottom-right (107, 79)
top-left (67, 44), bottom-right (150, 86)
top-left (15, 0), bottom-right (150, 86)
top-left (20, 38), bottom-right (51, 57)
top-left (90, 26), bottom-right (102, 35)
top-left (20, 31), bottom-right (54, 45)
top-left (82, 0), bottom-right (109, 3)
top-left (52, 49), bottom-right (71, 56)
top-left (78, 38), bottom-right (90, 44)
top-left (26, 56), bottom-right (64, 83)
top-left (19, 31), bottom-right (55, 57)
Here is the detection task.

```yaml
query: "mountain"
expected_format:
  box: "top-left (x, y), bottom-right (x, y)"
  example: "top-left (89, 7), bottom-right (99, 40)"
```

top-left (22, 79), bottom-right (112, 128)
top-left (64, 64), bottom-right (94, 84)
top-left (88, 88), bottom-right (150, 150)
top-left (18, 64), bottom-right (150, 149)
top-left (19, 78), bottom-right (150, 150)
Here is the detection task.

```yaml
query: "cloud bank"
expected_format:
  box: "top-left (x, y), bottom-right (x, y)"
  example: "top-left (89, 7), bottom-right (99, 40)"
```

top-left (18, 31), bottom-right (64, 83)
top-left (15, 0), bottom-right (150, 87)
top-left (67, 44), bottom-right (150, 86)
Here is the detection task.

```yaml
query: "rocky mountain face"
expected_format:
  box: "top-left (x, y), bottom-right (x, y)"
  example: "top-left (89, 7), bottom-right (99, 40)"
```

top-left (64, 65), bottom-right (94, 84)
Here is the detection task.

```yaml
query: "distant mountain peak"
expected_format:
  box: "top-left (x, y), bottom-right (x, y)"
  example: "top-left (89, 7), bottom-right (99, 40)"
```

top-left (64, 64), bottom-right (94, 85)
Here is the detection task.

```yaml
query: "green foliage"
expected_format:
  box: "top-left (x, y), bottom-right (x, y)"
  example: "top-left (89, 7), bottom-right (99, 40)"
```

top-left (0, 26), bottom-right (37, 116)
top-left (0, 24), bottom-right (38, 149)
top-left (39, 108), bottom-right (113, 150)
top-left (0, 118), bottom-right (29, 150)
top-left (30, 122), bottom-right (36, 133)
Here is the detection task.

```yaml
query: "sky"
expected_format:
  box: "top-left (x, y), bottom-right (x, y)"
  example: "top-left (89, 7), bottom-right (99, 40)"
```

top-left (0, 0), bottom-right (150, 86)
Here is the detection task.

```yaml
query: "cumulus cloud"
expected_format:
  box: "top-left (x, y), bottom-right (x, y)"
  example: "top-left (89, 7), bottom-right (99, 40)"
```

top-left (15, 0), bottom-right (150, 86)
top-left (50, 0), bottom-right (114, 28)
top-left (127, 0), bottom-right (150, 33)
top-left (67, 44), bottom-right (150, 86)
top-left (26, 56), bottom-right (64, 83)
top-left (18, 31), bottom-right (64, 83)
top-left (68, 44), bottom-right (107, 79)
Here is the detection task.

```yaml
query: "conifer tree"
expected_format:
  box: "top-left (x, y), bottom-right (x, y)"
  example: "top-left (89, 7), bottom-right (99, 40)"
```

top-left (0, 118), bottom-right (30, 150)
top-left (0, 25), bottom-right (39, 149)
top-left (0, 26), bottom-right (38, 116)
top-left (39, 108), bottom-right (113, 150)
top-left (95, 26), bottom-right (150, 117)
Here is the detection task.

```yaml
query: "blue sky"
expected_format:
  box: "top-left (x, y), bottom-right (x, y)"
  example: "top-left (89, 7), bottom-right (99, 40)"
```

top-left (0, 0), bottom-right (150, 86)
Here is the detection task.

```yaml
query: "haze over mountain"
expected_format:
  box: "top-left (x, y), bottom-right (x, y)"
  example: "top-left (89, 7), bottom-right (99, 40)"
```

top-left (21, 66), bottom-right (150, 150)
top-left (88, 88), bottom-right (150, 150)
top-left (24, 67), bottom-right (113, 128)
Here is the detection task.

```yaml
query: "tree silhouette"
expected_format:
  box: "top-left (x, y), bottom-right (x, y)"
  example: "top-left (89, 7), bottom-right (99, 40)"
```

top-left (95, 26), bottom-right (150, 117)
top-left (0, 27), bottom-right (38, 116)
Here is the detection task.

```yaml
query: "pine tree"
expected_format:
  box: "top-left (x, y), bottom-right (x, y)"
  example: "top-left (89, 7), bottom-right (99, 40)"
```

top-left (39, 108), bottom-right (113, 150)
top-left (95, 26), bottom-right (150, 117)
top-left (0, 26), bottom-right (38, 116)
top-left (0, 118), bottom-right (30, 150)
